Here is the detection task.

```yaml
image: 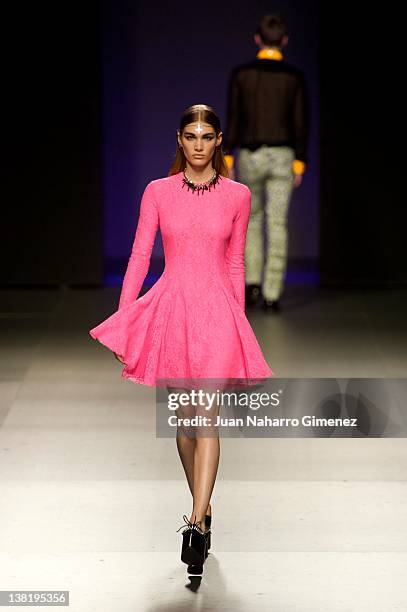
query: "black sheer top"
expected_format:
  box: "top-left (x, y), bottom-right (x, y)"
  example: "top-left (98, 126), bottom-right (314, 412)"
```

top-left (223, 58), bottom-right (309, 164)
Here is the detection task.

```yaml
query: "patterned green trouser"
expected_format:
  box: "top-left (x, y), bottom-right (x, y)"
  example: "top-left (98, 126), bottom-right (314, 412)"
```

top-left (237, 145), bottom-right (295, 301)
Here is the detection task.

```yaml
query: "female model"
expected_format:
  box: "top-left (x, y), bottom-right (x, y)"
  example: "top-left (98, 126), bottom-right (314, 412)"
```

top-left (89, 104), bottom-right (273, 575)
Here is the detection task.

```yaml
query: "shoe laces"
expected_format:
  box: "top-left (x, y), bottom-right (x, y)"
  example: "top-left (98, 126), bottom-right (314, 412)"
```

top-left (176, 514), bottom-right (205, 534)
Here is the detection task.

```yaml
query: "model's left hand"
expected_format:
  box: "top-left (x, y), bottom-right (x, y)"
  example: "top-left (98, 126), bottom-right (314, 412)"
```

top-left (293, 173), bottom-right (303, 188)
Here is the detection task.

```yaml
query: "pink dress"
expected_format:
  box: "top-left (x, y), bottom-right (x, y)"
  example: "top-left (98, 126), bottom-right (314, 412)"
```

top-left (89, 171), bottom-right (274, 390)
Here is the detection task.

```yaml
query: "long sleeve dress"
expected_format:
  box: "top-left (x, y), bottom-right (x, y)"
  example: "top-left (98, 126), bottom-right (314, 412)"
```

top-left (89, 171), bottom-right (274, 390)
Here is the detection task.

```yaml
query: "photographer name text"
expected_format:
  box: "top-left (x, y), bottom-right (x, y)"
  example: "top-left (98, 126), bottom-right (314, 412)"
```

top-left (168, 415), bottom-right (358, 428)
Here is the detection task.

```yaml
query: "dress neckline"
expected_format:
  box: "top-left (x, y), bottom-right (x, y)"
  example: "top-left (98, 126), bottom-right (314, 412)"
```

top-left (176, 170), bottom-right (223, 196)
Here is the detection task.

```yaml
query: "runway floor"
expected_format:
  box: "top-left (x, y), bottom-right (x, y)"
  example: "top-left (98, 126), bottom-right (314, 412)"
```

top-left (0, 285), bottom-right (406, 611)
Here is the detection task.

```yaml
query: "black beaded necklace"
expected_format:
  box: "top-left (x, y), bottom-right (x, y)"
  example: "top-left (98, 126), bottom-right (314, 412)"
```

top-left (182, 168), bottom-right (221, 195)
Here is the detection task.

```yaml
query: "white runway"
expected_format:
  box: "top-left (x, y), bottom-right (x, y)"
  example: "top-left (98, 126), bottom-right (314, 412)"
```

top-left (1, 286), bottom-right (406, 611)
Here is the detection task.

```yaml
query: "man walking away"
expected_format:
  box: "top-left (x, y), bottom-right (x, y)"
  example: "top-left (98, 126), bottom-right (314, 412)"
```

top-left (223, 14), bottom-right (310, 312)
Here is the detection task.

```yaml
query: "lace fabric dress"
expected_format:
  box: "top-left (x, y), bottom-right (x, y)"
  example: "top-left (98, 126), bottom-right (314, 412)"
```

top-left (89, 171), bottom-right (274, 390)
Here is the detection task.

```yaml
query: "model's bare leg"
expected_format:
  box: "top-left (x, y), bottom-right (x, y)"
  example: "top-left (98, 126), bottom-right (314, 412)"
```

top-left (176, 429), bottom-right (195, 495)
top-left (188, 389), bottom-right (220, 532)
top-left (168, 386), bottom-right (212, 519)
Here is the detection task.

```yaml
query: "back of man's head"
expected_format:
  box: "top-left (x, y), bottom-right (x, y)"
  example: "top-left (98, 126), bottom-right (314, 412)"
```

top-left (256, 14), bottom-right (288, 48)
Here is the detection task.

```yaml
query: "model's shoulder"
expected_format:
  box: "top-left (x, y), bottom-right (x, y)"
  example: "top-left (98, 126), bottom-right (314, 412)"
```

top-left (146, 173), bottom-right (181, 190)
top-left (278, 62), bottom-right (306, 82)
top-left (146, 176), bottom-right (170, 187)
top-left (231, 59), bottom-right (258, 74)
top-left (232, 58), bottom-right (302, 73)
top-left (221, 176), bottom-right (251, 196)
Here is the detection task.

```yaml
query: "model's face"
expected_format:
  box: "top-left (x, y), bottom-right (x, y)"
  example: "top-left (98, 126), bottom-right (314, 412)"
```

top-left (178, 122), bottom-right (222, 166)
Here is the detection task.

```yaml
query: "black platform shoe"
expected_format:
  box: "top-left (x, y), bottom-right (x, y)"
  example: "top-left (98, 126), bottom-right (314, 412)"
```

top-left (176, 515), bottom-right (208, 567)
top-left (205, 513), bottom-right (211, 552)
top-left (186, 513), bottom-right (212, 575)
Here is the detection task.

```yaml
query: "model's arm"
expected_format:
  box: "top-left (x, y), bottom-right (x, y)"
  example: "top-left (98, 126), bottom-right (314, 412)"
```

top-left (225, 187), bottom-right (251, 310)
top-left (223, 67), bottom-right (242, 159)
top-left (292, 72), bottom-right (310, 168)
top-left (118, 181), bottom-right (159, 310)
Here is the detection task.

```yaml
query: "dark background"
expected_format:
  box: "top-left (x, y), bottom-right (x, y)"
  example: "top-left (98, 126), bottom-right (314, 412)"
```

top-left (2, 1), bottom-right (405, 289)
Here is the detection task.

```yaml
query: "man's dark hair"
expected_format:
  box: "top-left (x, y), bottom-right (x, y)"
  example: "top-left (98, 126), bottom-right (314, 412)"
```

top-left (256, 14), bottom-right (288, 47)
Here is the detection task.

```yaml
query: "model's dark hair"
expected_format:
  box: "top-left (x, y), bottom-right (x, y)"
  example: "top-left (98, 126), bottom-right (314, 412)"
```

top-left (256, 14), bottom-right (287, 47)
top-left (168, 104), bottom-right (230, 177)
